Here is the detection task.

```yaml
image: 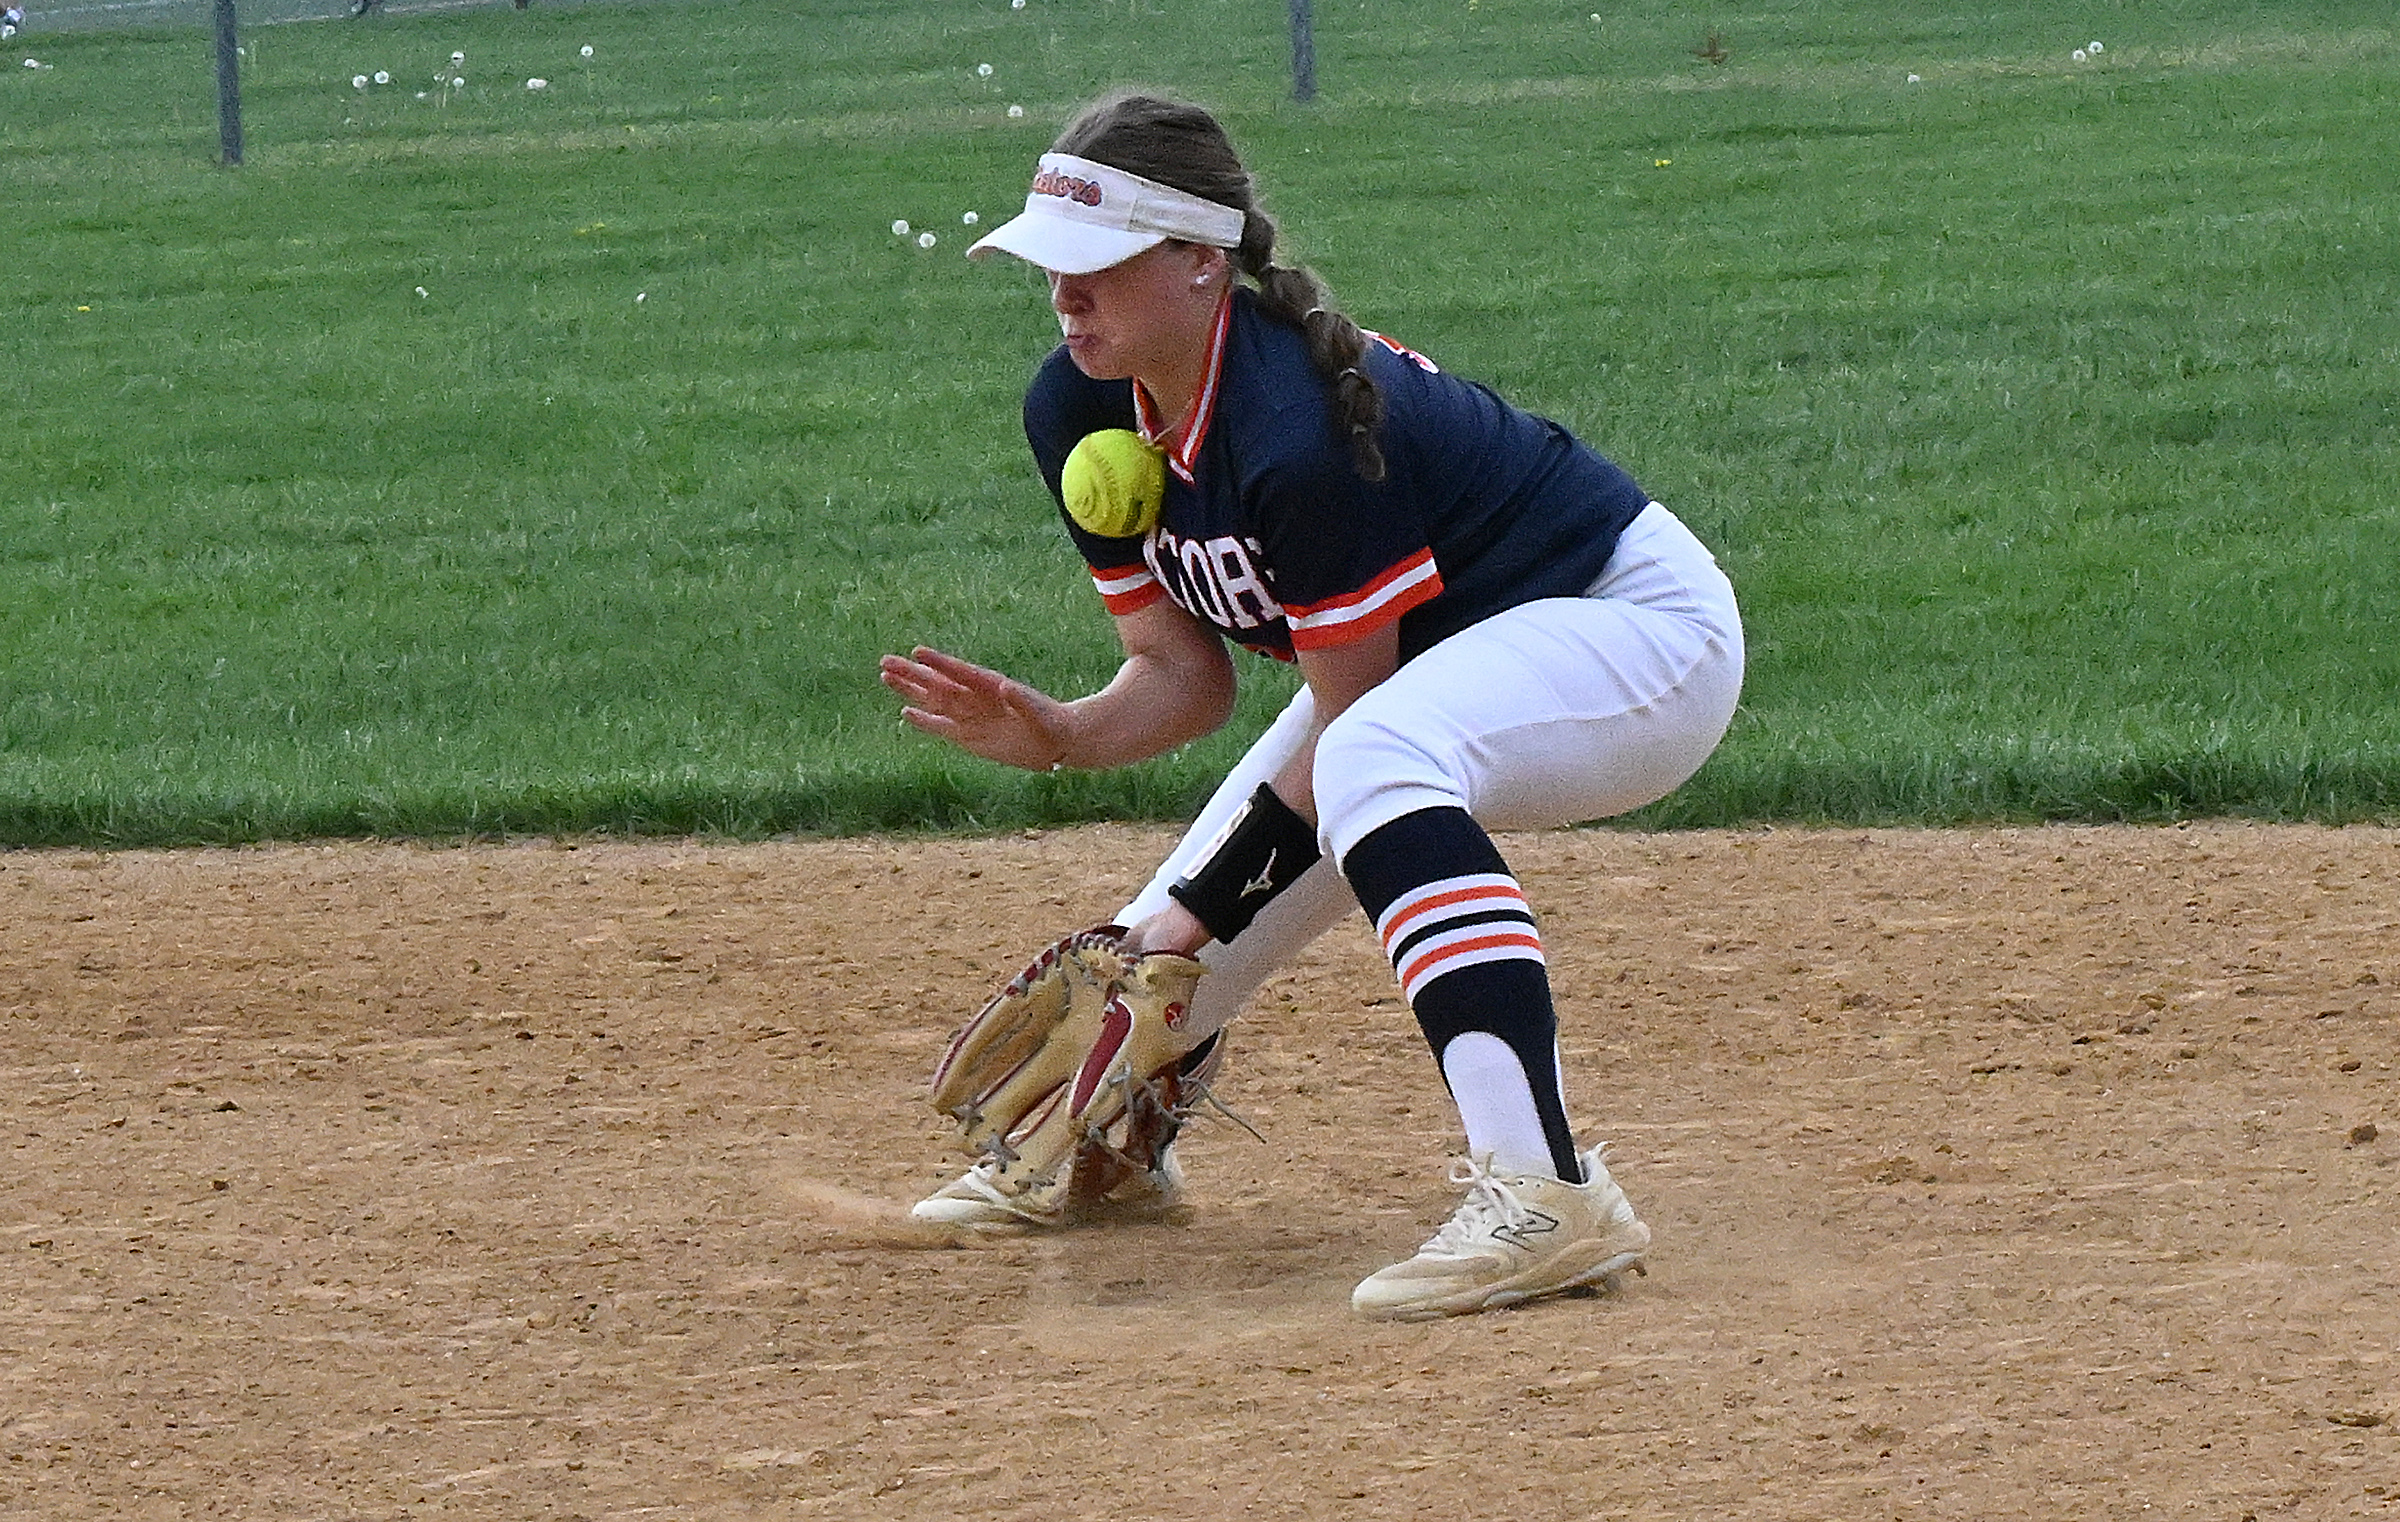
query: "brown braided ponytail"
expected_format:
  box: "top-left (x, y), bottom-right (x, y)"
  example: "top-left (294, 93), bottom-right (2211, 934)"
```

top-left (1054, 93), bottom-right (1388, 483)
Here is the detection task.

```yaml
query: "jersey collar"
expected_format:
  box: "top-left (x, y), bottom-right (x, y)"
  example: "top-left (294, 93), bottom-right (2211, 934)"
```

top-left (1132, 287), bottom-right (1233, 486)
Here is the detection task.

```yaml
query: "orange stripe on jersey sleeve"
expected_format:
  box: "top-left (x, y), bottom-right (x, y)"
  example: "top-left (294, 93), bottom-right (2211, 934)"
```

top-left (1284, 549), bottom-right (1443, 651)
top-left (1090, 563), bottom-right (1164, 617)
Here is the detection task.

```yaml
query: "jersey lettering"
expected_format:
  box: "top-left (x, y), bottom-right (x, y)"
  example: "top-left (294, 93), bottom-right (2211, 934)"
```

top-left (1211, 539), bottom-right (1278, 625)
top-left (1177, 537), bottom-right (1228, 623)
top-left (1146, 527), bottom-right (1284, 635)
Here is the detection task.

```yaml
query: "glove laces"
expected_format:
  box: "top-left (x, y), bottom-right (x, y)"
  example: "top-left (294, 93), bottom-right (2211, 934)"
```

top-left (1174, 1072), bottom-right (1267, 1145)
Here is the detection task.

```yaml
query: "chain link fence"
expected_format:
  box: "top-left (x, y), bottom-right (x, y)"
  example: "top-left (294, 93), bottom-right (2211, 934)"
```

top-left (20, 0), bottom-right (601, 34)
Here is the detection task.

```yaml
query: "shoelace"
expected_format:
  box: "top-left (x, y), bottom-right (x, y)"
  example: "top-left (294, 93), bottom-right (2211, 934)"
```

top-left (1422, 1154), bottom-right (1534, 1253)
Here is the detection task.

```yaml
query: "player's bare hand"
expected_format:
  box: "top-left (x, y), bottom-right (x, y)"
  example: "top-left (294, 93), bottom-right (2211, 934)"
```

top-left (879, 646), bottom-right (1077, 771)
top-left (1125, 900), bottom-right (1212, 956)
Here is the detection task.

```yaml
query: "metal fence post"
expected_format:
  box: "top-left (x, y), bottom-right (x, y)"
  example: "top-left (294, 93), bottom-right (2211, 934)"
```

top-left (1289, 0), bottom-right (1316, 102)
top-left (214, 0), bottom-right (243, 166)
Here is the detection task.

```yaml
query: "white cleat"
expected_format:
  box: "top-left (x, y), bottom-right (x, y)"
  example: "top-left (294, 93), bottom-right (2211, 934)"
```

top-left (1352, 1146), bottom-right (1650, 1320)
top-left (909, 1148), bottom-right (1186, 1231)
top-left (909, 1160), bottom-right (1063, 1230)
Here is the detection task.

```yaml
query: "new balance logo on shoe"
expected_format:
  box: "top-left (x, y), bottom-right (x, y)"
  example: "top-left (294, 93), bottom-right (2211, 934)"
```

top-left (1491, 1206), bottom-right (1560, 1251)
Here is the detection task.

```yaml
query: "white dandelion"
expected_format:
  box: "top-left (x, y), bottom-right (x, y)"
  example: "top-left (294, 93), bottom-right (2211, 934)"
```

top-left (526, 77), bottom-right (547, 90)
top-left (962, 210), bottom-right (980, 225)
top-left (451, 50), bottom-right (465, 64)
top-left (2072, 48), bottom-right (2086, 61)
top-left (1007, 104), bottom-right (1024, 118)
top-left (352, 74), bottom-right (368, 88)
top-left (373, 70), bottom-right (389, 84)
top-left (1907, 73), bottom-right (1921, 83)
top-left (918, 231), bottom-right (937, 249)
top-left (892, 219), bottom-right (911, 237)
top-left (580, 44), bottom-right (594, 58)
top-left (2089, 41), bottom-right (2104, 53)
top-left (976, 62), bottom-right (993, 77)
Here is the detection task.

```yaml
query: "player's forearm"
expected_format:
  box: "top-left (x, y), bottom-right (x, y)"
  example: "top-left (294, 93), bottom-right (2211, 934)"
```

top-left (1052, 649), bottom-right (1234, 769)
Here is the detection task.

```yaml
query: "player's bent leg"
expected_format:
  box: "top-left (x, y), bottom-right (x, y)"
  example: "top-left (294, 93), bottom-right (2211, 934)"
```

top-left (1314, 503), bottom-right (1736, 1313)
top-left (1352, 1145), bottom-right (1650, 1321)
top-left (1312, 502), bottom-right (1742, 856)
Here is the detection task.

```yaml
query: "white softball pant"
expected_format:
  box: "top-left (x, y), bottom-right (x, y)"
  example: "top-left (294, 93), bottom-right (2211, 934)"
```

top-left (1114, 501), bottom-right (1745, 1040)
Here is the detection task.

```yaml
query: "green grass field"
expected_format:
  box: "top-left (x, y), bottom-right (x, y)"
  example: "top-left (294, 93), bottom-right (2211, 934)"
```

top-left (2, 0), bottom-right (2395, 844)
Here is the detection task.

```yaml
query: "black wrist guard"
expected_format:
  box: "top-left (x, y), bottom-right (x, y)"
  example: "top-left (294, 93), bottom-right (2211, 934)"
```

top-left (1168, 783), bottom-right (1324, 945)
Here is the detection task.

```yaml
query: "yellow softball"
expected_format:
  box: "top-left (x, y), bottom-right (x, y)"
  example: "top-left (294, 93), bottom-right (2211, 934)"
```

top-left (1061, 429), bottom-right (1166, 539)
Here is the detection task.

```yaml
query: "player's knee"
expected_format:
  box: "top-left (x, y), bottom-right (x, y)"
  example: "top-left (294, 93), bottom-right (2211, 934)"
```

top-left (1312, 705), bottom-right (1467, 864)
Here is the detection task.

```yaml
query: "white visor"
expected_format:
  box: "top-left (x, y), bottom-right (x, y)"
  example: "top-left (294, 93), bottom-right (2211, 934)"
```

top-left (967, 153), bottom-right (1246, 274)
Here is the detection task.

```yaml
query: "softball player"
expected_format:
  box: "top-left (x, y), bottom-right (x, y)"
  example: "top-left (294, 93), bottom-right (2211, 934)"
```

top-left (880, 92), bottom-right (1743, 1319)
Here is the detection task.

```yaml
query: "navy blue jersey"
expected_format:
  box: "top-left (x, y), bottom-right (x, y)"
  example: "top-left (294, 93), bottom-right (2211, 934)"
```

top-left (1025, 287), bottom-right (1650, 663)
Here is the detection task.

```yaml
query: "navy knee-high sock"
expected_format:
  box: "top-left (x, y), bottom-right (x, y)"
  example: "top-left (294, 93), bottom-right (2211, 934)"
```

top-left (1341, 806), bottom-right (1581, 1182)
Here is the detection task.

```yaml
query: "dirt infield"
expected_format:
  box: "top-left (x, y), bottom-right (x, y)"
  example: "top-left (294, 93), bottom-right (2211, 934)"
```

top-left (3, 823), bottom-right (2396, 1520)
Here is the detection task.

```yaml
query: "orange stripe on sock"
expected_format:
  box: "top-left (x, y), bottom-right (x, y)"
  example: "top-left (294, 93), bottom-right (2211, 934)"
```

top-left (1380, 884), bottom-right (1528, 954)
top-left (1395, 930), bottom-right (1545, 991)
